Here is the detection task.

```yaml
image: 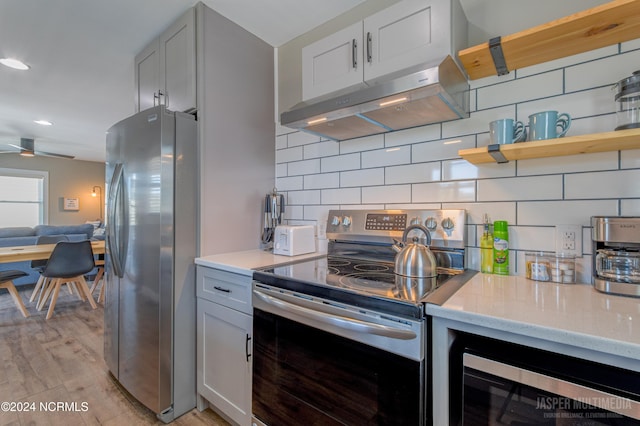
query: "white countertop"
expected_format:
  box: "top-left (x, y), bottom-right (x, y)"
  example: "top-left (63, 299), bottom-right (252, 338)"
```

top-left (427, 273), bottom-right (640, 362)
top-left (195, 249), bottom-right (325, 276)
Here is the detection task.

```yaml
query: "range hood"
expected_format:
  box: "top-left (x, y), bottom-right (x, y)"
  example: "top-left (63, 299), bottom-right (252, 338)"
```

top-left (281, 55), bottom-right (469, 141)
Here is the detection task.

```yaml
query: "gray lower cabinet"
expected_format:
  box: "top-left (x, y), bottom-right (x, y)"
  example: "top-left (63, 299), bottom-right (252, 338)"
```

top-left (196, 266), bottom-right (252, 426)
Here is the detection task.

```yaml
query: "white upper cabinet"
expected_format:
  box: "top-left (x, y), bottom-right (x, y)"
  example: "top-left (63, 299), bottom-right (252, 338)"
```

top-left (135, 8), bottom-right (196, 113)
top-left (135, 41), bottom-right (160, 112)
top-left (302, 22), bottom-right (364, 101)
top-left (301, 0), bottom-right (466, 102)
top-left (364, 0), bottom-right (451, 82)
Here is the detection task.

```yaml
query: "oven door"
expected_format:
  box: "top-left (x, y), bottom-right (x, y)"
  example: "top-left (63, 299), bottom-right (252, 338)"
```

top-left (252, 284), bottom-right (425, 426)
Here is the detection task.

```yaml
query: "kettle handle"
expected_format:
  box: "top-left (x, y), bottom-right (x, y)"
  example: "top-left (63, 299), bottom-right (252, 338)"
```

top-left (402, 224), bottom-right (431, 246)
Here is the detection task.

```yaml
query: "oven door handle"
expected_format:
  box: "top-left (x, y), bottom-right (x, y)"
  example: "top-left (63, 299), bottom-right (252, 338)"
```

top-left (254, 290), bottom-right (417, 340)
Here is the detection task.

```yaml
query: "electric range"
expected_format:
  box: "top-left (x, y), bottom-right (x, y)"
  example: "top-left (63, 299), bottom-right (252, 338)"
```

top-left (253, 208), bottom-right (473, 319)
top-left (251, 209), bottom-right (475, 426)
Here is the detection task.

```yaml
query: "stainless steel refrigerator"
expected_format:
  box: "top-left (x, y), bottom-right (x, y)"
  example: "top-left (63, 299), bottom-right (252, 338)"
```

top-left (104, 105), bottom-right (197, 422)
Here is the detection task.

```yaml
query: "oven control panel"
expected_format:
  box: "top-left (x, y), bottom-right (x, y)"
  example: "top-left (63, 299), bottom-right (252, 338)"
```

top-left (365, 213), bottom-right (407, 231)
top-left (326, 209), bottom-right (467, 250)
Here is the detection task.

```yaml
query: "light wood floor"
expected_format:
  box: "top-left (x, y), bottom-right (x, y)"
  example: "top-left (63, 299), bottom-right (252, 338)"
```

top-left (0, 284), bottom-right (230, 426)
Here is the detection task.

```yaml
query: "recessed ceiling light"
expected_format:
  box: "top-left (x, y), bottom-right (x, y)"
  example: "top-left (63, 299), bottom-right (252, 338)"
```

top-left (0, 58), bottom-right (30, 70)
top-left (34, 120), bottom-right (53, 126)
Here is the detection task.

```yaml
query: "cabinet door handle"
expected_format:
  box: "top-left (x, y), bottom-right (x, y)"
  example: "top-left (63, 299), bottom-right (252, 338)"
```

top-left (153, 91), bottom-right (158, 107)
top-left (366, 32), bottom-right (372, 63)
top-left (245, 334), bottom-right (252, 362)
top-left (352, 38), bottom-right (357, 69)
top-left (213, 286), bottom-right (231, 293)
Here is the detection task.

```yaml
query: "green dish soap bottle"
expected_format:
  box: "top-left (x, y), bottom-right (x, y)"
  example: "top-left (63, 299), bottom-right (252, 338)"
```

top-left (480, 214), bottom-right (493, 273)
top-left (493, 220), bottom-right (509, 275)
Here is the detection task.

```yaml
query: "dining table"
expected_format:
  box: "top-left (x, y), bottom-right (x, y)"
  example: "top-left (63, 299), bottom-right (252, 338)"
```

top-left (0, 240), bottom-right (105, 263)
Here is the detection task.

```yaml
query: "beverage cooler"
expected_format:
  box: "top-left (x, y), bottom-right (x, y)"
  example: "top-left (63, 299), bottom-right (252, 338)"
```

top-left (449, 334), bottom-right (640, 425)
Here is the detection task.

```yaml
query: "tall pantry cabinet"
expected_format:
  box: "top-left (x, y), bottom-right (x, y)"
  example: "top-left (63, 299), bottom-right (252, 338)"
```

top-left (132, 2), bottom-right (274, 425)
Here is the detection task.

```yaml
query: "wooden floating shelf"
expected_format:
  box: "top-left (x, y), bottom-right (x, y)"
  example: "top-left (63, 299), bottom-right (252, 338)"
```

top-left (458, 129), bottom-right (640, 164)
top-left (458, 0), bottom-right (640, 80)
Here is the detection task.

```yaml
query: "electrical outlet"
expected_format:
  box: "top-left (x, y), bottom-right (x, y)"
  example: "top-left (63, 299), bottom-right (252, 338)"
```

top-left (555, 225), bottom-right (581, 256)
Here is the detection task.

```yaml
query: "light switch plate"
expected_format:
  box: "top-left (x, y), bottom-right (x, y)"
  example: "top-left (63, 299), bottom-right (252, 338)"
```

top-left (555, 224), bottom-right (582, 256)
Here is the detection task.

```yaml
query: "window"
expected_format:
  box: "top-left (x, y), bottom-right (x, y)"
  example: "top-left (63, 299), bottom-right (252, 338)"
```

top-left (0, 168), bottom-right (48, 227)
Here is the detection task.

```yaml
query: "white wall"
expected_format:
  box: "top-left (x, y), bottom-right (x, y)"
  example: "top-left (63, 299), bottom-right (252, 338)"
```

top-left (275, 40), bottom-right (640, 284)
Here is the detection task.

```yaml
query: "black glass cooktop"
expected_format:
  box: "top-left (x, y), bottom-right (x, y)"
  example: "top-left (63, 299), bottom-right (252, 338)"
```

top-left (253, 255), bottom-right (461, 319)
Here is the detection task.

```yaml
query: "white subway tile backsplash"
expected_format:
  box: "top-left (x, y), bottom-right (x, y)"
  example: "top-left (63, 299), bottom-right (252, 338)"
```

top-left (287, 159), bottom-right (320, 176)
top-left (385, 163), bottom-right (441, 185)
top-left (506, 226), bottom-right (555, 252)
top-left (566, 49), bottom-right (640, 92)
top-left (287, 190), bottom-right (320, 205)
top-left (276, 176), bottom-right (303, 191)
top-left (304, 205), bottom-right (336, 225)
top-left (288, 131), bottom-right (320, 147)
top-left (384, 125), bottom-right (441, 147)
top-left (321, 188), bottom-right (361, 205)
top-left (389, 202), bottom-right (442, 210)
top-left (339, 134), bottom-right (384, 154)
top-left (362, 185), bottom-right (411, 204)
top-left (444, 202), bottom-right (516, 226)
top-left (443, 159), bottom-right (515, 181)
top-left (412, 135), bottom-right (476, 162)
top-left (304, 140), bottom-right (340, 159)
top-left (566, 169), bottom-right (640, 199)
top-left (361, 146), bottom-right (411, 168)
top-left (469, 89), bottom-right (477, 113)
top-left (621, 149), bottom-right (640, 169)
top-left (340, 168), bottom-right (384, 187)
top-left (477, 70), bottom-right (563, 110)
top-left (469, 71), bottom-right (515, 90)
top-left (622, 39), bottom-right (640, 52)
top-left (621, 199), bottom-right (640, 216)
top-left (276, 146), bottom-right (303, 164)
top-left (517, 45), bottom-right (617, 79)
top-left (284, 205), bottom-right (304, 221)
top-left (568, 115), bottom-right (616, 136)
top-left (304, 172), bottom-right (339, 189)
top-left (517, 87), bottom-right (612, 124)
top-left (517, 200), bottom-right (618, 226)
top-left (320, 153), bottom-right (360, 172)
top-left (443, 105), bottom-right (515, 139)
top-left (478, 175), bottom-right (562, 201)
top-left (413, 181), bottom-right (476, 203)
top-left (275, 47), bottom-right (640, 263)
top-left (517, 151), bottom-right (618, 176)
top-left (276, 123), bottom-right (293, 137)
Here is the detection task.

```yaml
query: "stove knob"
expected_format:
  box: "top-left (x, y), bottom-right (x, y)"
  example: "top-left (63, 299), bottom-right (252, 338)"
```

top-left (441, 217), bottom-right (454, 230)
top-left (425, 217), bottom-right (437, 231)
top-left (441, 217), bottom-right (455, 236)
top-left (410, 217), bottom-right (422, 226)
top-left (342, 216), bottom-right (352, 227)
top-left (331, 215), bottom-right (341, 226)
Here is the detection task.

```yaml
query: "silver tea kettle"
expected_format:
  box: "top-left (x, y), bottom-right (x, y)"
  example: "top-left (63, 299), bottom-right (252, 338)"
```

top-left (393, 224), bottom-right (437, 278)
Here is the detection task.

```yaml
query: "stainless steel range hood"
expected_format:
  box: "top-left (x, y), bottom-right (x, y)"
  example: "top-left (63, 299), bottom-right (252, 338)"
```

top-left (281, 55), bottom-right (469, 141)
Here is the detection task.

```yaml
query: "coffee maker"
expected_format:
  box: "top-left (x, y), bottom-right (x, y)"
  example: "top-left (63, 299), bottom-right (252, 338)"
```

top-left (592, 216), bottom-right (640, 297)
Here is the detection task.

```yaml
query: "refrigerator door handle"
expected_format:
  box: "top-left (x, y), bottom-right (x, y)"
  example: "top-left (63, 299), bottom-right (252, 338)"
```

top-left (107, 163), bottom-right (125, 278)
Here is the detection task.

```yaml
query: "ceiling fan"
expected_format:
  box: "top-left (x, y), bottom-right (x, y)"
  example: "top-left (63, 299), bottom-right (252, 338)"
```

top-left (0, 138), bottom-right (75, 159)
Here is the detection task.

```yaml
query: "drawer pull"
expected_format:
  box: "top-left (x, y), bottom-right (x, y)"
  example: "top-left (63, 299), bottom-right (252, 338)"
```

top-left (213, 286), bottom-right (231, 293)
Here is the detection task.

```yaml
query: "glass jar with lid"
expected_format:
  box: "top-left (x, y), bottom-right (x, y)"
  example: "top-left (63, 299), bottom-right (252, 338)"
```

top-left (614, 70), bottom-right (640, 131)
